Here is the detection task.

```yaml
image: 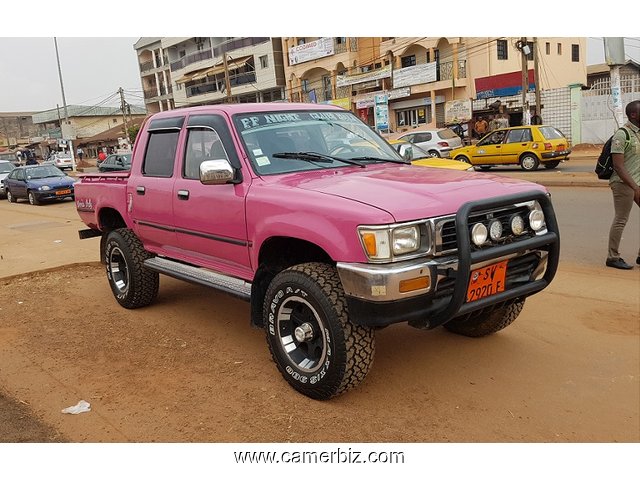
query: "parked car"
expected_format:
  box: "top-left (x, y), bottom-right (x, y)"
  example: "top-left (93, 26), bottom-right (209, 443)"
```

top-left (5, 164), bottom-right (76, 205)
top-left (388, 140), bottom-right (473, 171)
top-left (43, 152), bottom-right (74, 171)
top-left (450, 125), bottom-right (571, 171)
top-left (98, 153), bottom-right (132, 173)
top-left (0, 160), bottom-right (16, 197)
top-left (397, 128), bottom-right (464, 158)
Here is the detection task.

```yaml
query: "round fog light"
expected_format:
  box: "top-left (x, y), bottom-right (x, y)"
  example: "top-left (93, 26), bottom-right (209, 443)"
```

top-left (510, 215), bottom-right (525, 235)
top-left (489, 219), bottom-right (503, 241)
top-left (529, 209), bottom-right (545, 231)
top-left (471, 223), bottom-right (488, 246)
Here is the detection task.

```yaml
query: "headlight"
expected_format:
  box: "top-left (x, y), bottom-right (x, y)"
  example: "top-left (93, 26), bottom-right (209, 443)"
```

top-left (510, 214), bottom-right (525, 235)
top-left (529, 203), bottom-right (546, 232)
top-left (471, 223), bottom-right (488, 246)
top-left (488, 219), bottom-right (503, 241)
top-left (392, 226), bottom-right (420, 255)
top-left (39, 185), bottom-right (51, 191)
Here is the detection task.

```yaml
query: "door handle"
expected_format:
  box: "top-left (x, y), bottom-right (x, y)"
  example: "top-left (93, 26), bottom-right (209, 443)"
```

top-left (177, 189), bottom-right (190, 200)
top-left (136, 186), bottom-right (145, 195)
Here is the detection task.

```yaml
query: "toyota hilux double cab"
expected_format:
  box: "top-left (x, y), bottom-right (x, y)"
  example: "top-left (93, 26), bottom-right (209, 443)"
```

top-left (75, 103), bottom-right (559, 400)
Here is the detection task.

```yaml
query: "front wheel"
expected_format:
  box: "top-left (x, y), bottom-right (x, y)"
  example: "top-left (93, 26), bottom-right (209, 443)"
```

top-left (28, 191), bottom-right (39, 205)
top-left (443, 300), bottom-right (525, 337)
top-left (264, 263), bottom-right (375, 400)
top-left (104, 228), bottom-right (159, 309)
top-left (520, 154), bottom-right (540, 171)
top-left (455, 155), bottom-right (470, 164)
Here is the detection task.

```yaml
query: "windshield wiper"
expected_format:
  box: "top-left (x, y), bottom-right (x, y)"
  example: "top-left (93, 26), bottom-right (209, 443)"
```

top-left (272, 151), bottom-right (366, 168)
top-left (348, 156), bottom-right (409, 165)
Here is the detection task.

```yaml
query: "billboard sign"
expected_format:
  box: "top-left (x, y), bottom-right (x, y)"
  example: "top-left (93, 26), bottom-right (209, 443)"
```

top-left (289, 38), bottom-right (335, 66)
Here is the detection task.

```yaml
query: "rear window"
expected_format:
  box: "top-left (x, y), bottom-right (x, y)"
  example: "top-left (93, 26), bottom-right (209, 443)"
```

top-left (538, 126), bottom-right (565, 140)
top-left (437, 128), bottom-right (458, 140)
top-left (143, 131), bottom-right (179, 177)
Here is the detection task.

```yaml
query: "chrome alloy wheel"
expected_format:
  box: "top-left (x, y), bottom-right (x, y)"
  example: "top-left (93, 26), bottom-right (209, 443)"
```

top-left (108, 246), bottom-right (130, 294)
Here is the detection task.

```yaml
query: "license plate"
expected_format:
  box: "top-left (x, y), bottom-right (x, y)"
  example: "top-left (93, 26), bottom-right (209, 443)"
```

top-left (466, 260), bottom-right (508, 302)
top-left (56, 189), bottom-right (71, 195)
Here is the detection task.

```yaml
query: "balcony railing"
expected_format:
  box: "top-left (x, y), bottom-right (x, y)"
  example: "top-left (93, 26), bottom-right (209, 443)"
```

top-left (439, 60), bottom-right (467, 81)
top-left (143, 85), bottom-right (173, 100)
top-left (185, 72), bottom-right (256, 98)
top-left (139, 60), bottom-right (154, 72)
top-left (170, 49), bottom-right (213, 71)
top-left (213, 37), bottom-right (269, 57)
top-left (187, 82), bottom-right (219, 98)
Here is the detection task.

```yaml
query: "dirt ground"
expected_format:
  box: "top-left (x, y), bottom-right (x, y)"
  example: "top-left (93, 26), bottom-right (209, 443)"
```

top-left (0, 197), bottom-right (638, 443)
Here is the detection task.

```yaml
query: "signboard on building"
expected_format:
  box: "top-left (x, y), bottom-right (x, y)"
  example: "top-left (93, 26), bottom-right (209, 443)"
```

top-left (475, 70), bottom-right (535, 99)
top-left (355, 87), bottom-right (411, 109)
top-left (324, 97), bottom-right (351, 110)
top-left (445, 99), bottom-right (473, 124)
top-left (336, 65), bottom-right (392, 88)
top-left (374, 94), bottom-right (389, 131)
top-left (393, 62), bottom-right (437, 89)
top-left (289, 38), bottom-right (335, 66)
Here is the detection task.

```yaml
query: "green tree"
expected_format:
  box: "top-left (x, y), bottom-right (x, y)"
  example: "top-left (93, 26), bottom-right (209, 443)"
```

top-left (128, 124), bottom-right (141, 145)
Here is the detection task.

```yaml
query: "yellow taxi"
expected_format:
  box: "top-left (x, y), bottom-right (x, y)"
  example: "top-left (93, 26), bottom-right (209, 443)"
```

top-left (449, 125), bottom-right (571, 171)
top-left (388, 140), bottom-right (473, 171)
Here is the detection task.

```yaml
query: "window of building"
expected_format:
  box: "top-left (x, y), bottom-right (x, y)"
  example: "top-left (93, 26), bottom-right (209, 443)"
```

top-left (557, 43), bottom-right (562, 55)
top-left (375, 62), bottom-right (382, 69)
top-left (322, 75), bottom-right (332, 101)
top-left (545, 42), bottom-right (550, 55)
top-left (571, 44), bottom-right (580, 62)
top-left (259, 55), bottom-right (269, 68)
top-left (497, 40), bottom-right (508, 60)
top-left (401, 55), bottom-right (416, 68)
top-left (426, 51), bottom-right (431, 63)
top-left (336, 37), bottom-right (346, 44)
top-left (179, 50), bottom-right (186, 58)
top-left (301, 79), bottom-right (310, 92)
top-left (396, 108), bottom-right (430, 128)
top-left (184, 128), bottom-right (228, 179)
top-left (143, 130), bottom-right (179, 177)
top-left (113, 118), bottom-right (118, 124)
top-left (297, 38), bottom-right (306, 46)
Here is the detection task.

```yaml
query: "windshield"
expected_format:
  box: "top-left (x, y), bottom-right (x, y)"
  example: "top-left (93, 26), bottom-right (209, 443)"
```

top-left (25, 165), bottom-right (67, 179)
top-left (233, 110), bottom-right (404, 175)
top-left (0, 162), bottom-right (14, 173)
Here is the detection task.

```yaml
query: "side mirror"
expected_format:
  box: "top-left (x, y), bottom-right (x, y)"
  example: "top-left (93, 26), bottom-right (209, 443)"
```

top-left (200, 159), bottom-right (235, 185)
top-left (398, 144), bottom-right (413, 161)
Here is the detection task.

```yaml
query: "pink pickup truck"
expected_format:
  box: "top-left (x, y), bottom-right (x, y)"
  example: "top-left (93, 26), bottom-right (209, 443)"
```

top-left (76, 103), bottom-right (559, 400)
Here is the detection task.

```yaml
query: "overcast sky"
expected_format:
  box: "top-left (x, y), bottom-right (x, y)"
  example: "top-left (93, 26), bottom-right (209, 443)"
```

top-left (0, 36), bottom-right (638, 113)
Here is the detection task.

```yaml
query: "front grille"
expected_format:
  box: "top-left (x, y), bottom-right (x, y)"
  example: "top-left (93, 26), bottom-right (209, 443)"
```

top-left (436, 205), bottom-right (533, 254)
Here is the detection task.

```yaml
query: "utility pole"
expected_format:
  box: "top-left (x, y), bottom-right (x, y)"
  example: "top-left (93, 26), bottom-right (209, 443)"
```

top-left (604, 37), bottom-right (626, 127)
top-left (519, 37), bottom-right (530, 125)
top-left (533, 37), bottom-right (542, 120)
top-left (222, 54), bottom-right (232, 103)
top-left (54, 37), bottom-right (75, 171)
top-left (119, 87), bottom-right (131, 146)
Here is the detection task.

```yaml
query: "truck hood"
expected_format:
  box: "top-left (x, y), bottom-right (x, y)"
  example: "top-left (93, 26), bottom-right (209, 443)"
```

top-left (270, 164), bottom-right (546, 222)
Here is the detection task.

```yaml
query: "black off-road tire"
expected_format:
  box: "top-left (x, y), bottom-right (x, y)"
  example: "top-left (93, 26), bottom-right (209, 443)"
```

top-left (264, 262), bottom-right (375, 400)
top-left (104, 228), bottom-right (159, 309)
top-left (443, 300), bottom-right (525, 337)
top-left (543, 161), bottom-right (560, 169)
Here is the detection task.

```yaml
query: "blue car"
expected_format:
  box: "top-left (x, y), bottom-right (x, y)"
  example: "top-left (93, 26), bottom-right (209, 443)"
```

top-left (5, 165), bottom-right (76, 205)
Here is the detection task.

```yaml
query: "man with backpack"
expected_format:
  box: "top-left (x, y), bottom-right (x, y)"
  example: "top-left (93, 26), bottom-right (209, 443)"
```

top-left (606, 100), bottom-right (640, 270)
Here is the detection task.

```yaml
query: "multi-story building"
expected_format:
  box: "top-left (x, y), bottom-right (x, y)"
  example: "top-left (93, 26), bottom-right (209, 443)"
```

top-left (282, 37), bottom-right (587, 137)
top-left (135, 37), bottom-right (175, 114)
top-left (0, 112), bottom-right (39, 149)
top-left (135, 37), bottom-right (287, 109)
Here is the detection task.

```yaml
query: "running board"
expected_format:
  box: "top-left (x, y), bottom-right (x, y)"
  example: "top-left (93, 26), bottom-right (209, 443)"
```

top-left (144, 257), bottom-right (252, 301)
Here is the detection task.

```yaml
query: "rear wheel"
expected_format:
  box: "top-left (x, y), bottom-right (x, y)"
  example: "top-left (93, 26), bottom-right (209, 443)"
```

top-left (104, 228), bottom-right (159, 309)
top-left (444, 300), bottom-right (525, 337)
top-left (543, 161), bottom-right (560, 169)
top-left (428, 150), bottom-right (441, 158)
top-left (520, 154), bottom-right (539, 171)
top-left (264, 262), bottom-right (375, 400)
top-left (7, 190), bottom-right (16, 203)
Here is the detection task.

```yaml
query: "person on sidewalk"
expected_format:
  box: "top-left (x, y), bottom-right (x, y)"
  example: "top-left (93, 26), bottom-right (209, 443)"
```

top-left (474, 117), bottom-right (488, 139)
top-left (606, 100), bottom-right (640, 270)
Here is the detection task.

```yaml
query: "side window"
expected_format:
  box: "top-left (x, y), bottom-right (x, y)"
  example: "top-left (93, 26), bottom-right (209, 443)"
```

top-left (506, 129), bottom-right (532, 143)
top-left (184, 127), bottom-right (229, 180)
top-left (16, 170), bottom-right (25, 180)
top-left (414, 133), bottom-right (432, 143)
top-left (143, 131), bottom-right (179, 177)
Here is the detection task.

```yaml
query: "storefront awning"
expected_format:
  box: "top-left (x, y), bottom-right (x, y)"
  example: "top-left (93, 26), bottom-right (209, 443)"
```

top-left (224, 55), bottom-right (253, 70)
top-left (191, 64), bottom-right (226, 80)
top-left (176, 70), bottom-right (203, 84)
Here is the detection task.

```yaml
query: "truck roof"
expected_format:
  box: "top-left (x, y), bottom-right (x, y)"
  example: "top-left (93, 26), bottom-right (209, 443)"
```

top-left (148, 102), bottom-right (344, 120)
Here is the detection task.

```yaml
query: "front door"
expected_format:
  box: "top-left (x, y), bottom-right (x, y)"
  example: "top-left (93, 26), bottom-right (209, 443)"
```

top-left (172, 113), bottom-right (252, 277)
top-left (471, 129), bottom-right (507, 164)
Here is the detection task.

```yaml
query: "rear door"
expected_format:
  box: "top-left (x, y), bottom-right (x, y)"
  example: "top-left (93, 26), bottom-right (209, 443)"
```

top-left (172, 113), bottom-right (252, 275)
top-left (501, 128), bottom-right (533, 164)
top-left (128, 116), bottom-right (184, 252)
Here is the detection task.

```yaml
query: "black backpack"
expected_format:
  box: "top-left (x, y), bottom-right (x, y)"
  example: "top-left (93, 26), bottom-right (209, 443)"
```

top-left (595, 127), bottom-right (630, 180)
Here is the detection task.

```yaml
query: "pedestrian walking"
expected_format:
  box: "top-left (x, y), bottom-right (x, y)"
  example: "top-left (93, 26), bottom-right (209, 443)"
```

top-left (606, 100), bottom-right (640, 270)
top-left (77, 147), bottom-right (84, 162)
